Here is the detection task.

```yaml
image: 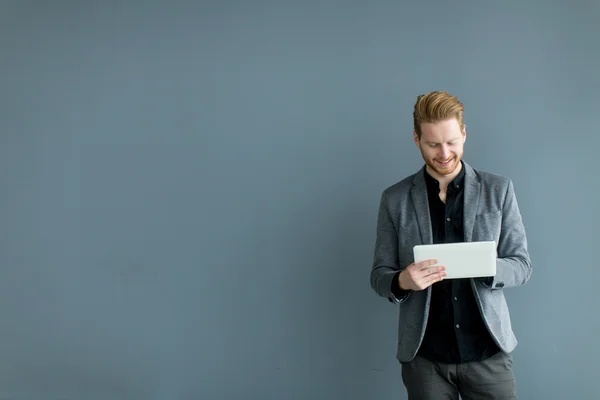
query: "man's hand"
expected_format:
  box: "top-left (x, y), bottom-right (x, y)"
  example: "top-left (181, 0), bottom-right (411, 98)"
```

top-left (399, 259), bottom-right (446, 291)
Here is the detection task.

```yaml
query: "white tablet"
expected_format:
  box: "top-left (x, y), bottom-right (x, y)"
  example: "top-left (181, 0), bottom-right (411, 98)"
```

top-left (412, 241), bottom-right (497, 279)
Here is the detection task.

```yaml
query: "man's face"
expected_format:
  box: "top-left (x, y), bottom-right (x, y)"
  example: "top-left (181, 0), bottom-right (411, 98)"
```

top-left (414, 118), bottom-right (466, 178)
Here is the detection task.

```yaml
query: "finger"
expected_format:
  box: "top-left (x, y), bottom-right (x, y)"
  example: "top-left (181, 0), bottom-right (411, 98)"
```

top-left (430, 271), bottom-right (447, 281)
top-left (408, 265), bottom-right (446, 288)
top-left (416, 274), bottom-right (445, 290)
top-left (415, 267), bottom-right (447, 281)
top-left (423, 265), bottom-right (446, 274)
top-left (413, 265), bottom-right (445, 279)
top-left (425, 271), bottom-right (447, 285)
top-left (415, 268), bottom-right (446, 283)
top-left (416, 259), bottom-right (438, 269)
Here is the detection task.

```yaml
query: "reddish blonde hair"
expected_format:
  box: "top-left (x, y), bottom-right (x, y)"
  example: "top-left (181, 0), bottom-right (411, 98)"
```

top-left (413, 91), bottom-right (465, 138)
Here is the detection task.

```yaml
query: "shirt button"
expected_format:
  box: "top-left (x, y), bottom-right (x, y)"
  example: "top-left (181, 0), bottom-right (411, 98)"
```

top-left (446, 218), bottom-right (451, 222)
top-left (456, 324), bottom-right (460, 329)
top-left (454, 297), bottom-right (458, 301)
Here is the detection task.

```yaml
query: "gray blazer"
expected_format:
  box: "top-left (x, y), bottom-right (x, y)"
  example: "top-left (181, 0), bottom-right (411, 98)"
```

top-left (370, 161), bottom-right (532, 363)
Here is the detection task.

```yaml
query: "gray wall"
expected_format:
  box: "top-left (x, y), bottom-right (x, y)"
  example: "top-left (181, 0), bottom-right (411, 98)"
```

top-left (0, 1), bottom-right (598, 399)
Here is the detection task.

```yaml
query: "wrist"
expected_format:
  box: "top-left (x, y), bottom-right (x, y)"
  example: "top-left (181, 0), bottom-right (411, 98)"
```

top-left (398, 270), bottom-right (407, 290)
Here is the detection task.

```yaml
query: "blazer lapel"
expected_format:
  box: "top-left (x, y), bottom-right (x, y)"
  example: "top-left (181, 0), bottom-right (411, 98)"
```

top-left (411, 168), bottom-right (433, 244)
top-left (463, 162), bottom-right (481, 242)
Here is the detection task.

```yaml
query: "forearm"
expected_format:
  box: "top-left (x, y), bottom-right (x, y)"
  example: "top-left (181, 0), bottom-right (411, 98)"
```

top-left (370, 267), bottom-right (411, 303)
top-left (370, 267), bottom-right (397, 298)
top-left (371, 190), bottom-right (408, 302)
top-left (488, 180), bottom-right (533, 289)
top-left (490, 256), bottom-right (532, 289)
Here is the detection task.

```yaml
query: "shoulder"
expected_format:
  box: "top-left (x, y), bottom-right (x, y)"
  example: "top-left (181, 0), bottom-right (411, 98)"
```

top-left (381, 172), bottom-right (417, 199)
top-left (469, 165), bottom-right (512, 187)
top-left (377, 171), bottom-right (420, 214)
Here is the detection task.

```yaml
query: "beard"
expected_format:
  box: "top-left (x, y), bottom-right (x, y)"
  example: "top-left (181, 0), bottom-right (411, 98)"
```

top-left (421, 150), bottom-right (462, 177)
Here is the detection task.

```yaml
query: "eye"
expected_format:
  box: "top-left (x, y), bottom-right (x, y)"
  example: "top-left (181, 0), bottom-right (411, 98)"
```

top-left (428, 143), bottom-right (439, 148)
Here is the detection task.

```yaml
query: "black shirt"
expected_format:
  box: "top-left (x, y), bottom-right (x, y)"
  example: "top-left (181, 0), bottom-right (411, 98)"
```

top-left (417, 163), bottom-right (499, 363)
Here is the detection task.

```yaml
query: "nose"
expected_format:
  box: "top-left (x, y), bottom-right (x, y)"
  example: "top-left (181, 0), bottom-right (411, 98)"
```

top-left (439, 145), bottom-right (451, 159)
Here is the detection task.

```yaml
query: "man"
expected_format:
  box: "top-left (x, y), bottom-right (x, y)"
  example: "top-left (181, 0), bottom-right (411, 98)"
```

top-left (370, 91), bottom-right (532, 399)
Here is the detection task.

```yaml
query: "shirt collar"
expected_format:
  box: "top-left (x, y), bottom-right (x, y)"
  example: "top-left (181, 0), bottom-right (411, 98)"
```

top-left (424, 161), bottom-right (465, 191)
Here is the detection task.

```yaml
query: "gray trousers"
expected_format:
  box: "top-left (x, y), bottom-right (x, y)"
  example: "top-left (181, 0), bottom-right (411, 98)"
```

top-left (400, 352), bottom-right (517, 399)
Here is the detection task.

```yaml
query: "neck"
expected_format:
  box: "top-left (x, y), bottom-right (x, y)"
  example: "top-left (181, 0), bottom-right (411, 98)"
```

top-left (425, 161), bottom-right (463, 191)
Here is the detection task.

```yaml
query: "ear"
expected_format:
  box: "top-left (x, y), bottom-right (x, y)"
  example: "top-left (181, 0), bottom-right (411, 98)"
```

top-left (413, 131), bottom-right (420, 147)
top-left (462, 126), bottom-right (467, 143)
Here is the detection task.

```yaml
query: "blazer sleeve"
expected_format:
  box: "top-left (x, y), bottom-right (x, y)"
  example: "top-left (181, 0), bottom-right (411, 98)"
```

top-left (489, 180), bottom-right (533, 289)
top-left (370, 191), bottom-right (411, 303)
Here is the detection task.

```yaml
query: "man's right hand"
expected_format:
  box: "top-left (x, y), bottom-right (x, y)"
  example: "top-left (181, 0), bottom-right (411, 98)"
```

top-left (399, 259), bottom-right (447, 291)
